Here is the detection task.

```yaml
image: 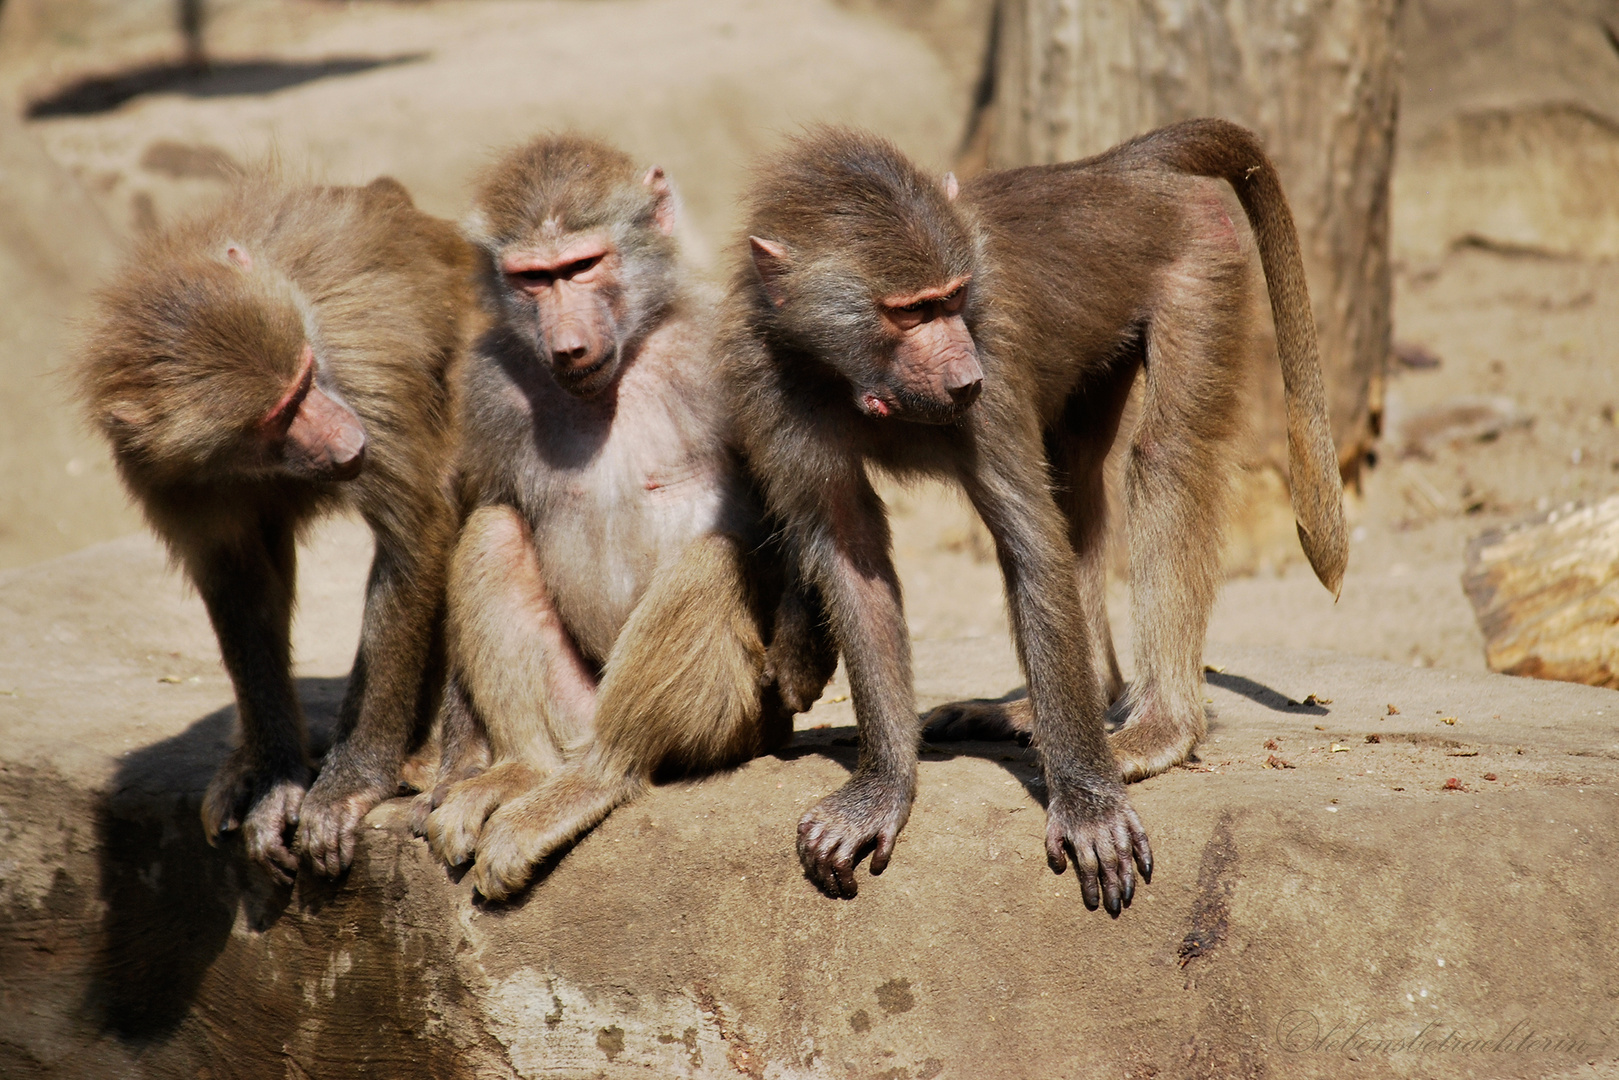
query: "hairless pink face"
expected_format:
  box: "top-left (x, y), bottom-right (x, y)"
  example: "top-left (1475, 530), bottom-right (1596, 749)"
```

top-left (865, 275), bottom-right (982, 421)
top-left (258, 344), bottom-right (366, 480)
top-left (501, 236), bottom-right (623, 392)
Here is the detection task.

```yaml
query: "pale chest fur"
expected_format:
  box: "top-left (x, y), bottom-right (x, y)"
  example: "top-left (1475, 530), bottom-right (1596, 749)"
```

top-left (512, 320), bottom-right (737, 664)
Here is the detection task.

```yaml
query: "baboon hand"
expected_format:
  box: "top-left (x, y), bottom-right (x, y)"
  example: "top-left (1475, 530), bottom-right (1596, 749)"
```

top-left (921, 694), bottom-right (1033, 744)
top-left (797, 773), bottom-right (914, 899)
top-left (297, 768), bottom-right (392, 878)
top-left (1044, 782), bottom-right (1152, 917)
top-left (201, 749), bottom-right (308, 884)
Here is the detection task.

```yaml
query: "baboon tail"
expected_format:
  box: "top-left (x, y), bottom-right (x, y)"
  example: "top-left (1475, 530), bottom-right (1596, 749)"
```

top-left (1126, 118), bottom-right (1349, 597)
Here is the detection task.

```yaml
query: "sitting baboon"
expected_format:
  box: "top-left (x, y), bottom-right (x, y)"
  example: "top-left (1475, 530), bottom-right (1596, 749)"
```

top-left (414, 135), bottom-right (836, 901)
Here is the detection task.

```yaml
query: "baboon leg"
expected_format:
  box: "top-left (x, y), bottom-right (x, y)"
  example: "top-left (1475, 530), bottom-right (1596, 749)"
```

top-left (922, 363), bottom-right (1137, 744)
top-left (449, 504), bottom-right (598, 759)
top-left (1112, 249), bottom-right (1247, 780)
top-left (468, 532), bottom-right (768, 901)
top-left (1052, 365), bottom-right (1138, 709)
top-left (408, 672), bottom-right (491, 837)
top-left (421, 505), bottom-right (598, 866)
top-left (194, 518), bottom-right (310, 883)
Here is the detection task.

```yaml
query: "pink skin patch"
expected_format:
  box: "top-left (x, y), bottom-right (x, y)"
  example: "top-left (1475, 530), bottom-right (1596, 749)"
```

top-left (259, 345), bottom-right (317, 439)
top-left (861, 393), bottom-right (892, 418)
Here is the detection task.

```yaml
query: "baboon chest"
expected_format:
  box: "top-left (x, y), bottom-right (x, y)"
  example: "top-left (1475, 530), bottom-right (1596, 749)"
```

top-left (522, 362), bottom-right (731, 658)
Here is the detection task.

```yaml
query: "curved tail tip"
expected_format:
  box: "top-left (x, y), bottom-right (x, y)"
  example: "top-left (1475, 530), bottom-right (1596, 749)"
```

top-left (1297, 522), bottom-right (1347, 601)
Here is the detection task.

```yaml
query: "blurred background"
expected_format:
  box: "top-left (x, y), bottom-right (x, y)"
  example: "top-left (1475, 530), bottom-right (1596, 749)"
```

top-left (2, 0), bottom-right (1617, 682)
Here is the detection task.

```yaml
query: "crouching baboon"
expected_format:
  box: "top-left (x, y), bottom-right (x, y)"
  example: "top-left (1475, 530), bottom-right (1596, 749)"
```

top-left (413, 135), bottom-right (836, 901)
top-left (722, 120), bottom-right (1346, 910)
top-left (78, 174), bottom-right (478, 880)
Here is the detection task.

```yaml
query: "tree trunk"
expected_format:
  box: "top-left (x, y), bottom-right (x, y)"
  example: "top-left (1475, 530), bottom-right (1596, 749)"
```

top-left (976, 0), bottom-right (1401, 494)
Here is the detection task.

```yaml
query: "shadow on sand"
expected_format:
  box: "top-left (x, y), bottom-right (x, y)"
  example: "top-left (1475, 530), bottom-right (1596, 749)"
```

top-left (27, 55), bottom-right (425, 119)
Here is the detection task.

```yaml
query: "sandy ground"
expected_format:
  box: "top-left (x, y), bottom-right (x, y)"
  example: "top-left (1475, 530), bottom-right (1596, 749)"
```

top-left (2, 0), bottom-right (1618, 681)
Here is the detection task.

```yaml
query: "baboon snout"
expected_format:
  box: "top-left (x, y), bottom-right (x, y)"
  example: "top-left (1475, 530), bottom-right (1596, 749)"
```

top-left (548, 320), bottom-right (607, 372)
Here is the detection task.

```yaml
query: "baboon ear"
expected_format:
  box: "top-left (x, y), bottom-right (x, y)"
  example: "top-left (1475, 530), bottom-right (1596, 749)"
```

top-left (748, 236), bottom-right (792, 308)
top-left (643, 166), bottom-right (677, 237)
top-left (225, 244), bottom-right (253, 271)
top-left (943, 172), bottom-right (959, 202)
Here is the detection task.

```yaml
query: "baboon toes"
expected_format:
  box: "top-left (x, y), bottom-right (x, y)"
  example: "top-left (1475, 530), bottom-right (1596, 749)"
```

top-left (425, 800), bottom-right (487, 868)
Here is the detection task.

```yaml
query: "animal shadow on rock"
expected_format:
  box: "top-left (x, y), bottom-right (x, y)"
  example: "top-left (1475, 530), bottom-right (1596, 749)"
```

top-left (88, 676), bottom-right (346, 1041)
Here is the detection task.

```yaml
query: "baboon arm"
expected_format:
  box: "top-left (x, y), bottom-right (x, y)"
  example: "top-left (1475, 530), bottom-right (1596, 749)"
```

top-left (190, 523), bottom-right (311, 881)
top-left (789, 473), bottom-right (918, 898)
top-left (448, 504), bottom-right (597, 760)
top-left (300, 527), bottom-right (451, 876)
top-left (959, 434), bottom-right (1151, 916)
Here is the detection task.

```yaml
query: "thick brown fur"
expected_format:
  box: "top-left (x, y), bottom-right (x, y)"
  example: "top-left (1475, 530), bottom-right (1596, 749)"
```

top-left (722, 119), bottom-right (1346, 911)
top-left (78, 172), bottom-right (477, 881)
top-left (412, 135), bottom-right (836, 901)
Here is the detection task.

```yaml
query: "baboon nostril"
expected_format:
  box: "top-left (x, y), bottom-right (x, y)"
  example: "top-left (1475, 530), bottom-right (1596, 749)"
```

top-left (950, 379), bottom-right (983, 406)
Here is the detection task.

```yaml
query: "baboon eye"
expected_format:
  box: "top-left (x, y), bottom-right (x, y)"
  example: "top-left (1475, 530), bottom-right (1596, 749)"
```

top-left (511, 269), bottom-right (554, 285)
top-left (563, 254), bottom-right (603, 277)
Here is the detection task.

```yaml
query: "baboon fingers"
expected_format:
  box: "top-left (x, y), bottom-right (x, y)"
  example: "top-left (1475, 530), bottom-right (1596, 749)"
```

top-left (1044, 787), bottom-right (1148, 917)
top-left (796, 778), bottom-right (913, 899)
top-left (241, 779), bottom-right (306, 884)
top-left (298, 783), bottom-right (387, 877)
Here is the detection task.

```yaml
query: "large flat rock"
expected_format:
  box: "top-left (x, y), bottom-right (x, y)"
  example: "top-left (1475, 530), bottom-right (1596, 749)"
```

top-left (3, 524), bottom-right (1617, 1079)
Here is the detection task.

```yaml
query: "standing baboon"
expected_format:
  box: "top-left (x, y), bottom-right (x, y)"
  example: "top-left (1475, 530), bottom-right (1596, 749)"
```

top-left (414, 135), bottom-right (835, 901)
top-left (78, 173), bottom-right (476, 881)
top-left (722, 120), bottom-right (1346, 910)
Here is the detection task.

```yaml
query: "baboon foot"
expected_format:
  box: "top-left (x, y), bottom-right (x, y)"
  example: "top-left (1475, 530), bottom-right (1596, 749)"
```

top-left (921, 693), bottom-right (1032, 744)
top-left (408, 763), bottom-right (487, 837)
top-left (468, 770), bottom-right (637, 902)
top-left (1108, 695), bottom-right (1205, 781)
top-left (423, 762), bottom-right (539, 869)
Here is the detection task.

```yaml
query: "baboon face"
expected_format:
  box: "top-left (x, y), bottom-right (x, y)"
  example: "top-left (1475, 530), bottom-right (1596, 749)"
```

top-left (499, 234), bottom-right (627, 397)
top-left (867, 273), bottom-right (982, 422)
